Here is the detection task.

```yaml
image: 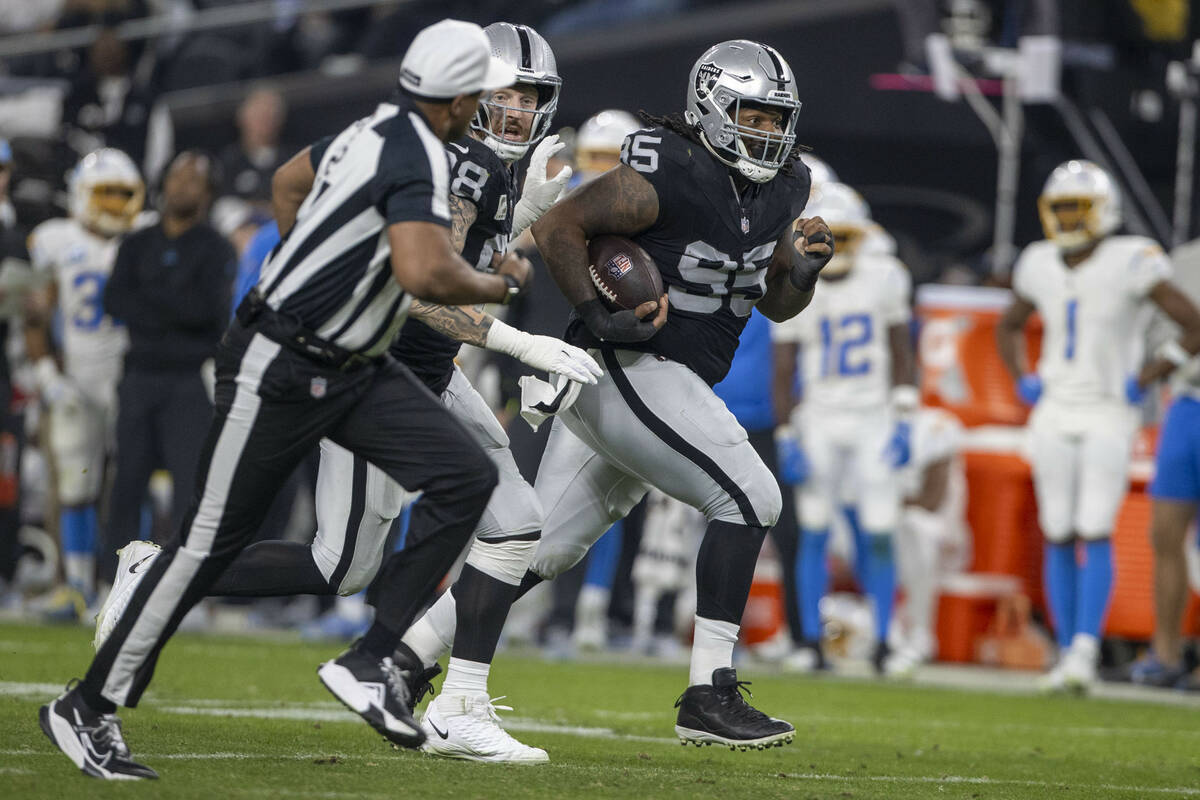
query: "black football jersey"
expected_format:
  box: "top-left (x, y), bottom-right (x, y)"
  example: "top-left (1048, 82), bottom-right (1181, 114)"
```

top-left (390, 135), bottom-right (516, 394)
top-left (567, 126), bottom-right (810, 386)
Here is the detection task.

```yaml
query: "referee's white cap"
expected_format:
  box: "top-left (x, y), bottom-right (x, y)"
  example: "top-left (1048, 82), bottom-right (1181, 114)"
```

top-left (399, 19), bottom-right (518, 99)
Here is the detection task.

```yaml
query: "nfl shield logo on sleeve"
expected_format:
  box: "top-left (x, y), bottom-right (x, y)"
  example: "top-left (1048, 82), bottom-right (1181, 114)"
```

top-left (310, 377), bottom-right (327, 399)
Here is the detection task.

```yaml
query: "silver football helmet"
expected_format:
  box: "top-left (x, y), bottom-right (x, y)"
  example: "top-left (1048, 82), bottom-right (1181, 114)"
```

top-left (472, 22), bottom-right (562, 163)
top-left (684, 40), bottom-right (801, 183)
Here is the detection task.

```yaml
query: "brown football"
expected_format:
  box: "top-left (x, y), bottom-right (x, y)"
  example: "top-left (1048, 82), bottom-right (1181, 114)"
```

top-left (587, 235), bottom-right (664, 312)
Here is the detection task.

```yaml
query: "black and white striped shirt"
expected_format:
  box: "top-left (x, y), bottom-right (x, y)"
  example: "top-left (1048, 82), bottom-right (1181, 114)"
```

top-left (255, 94), bottom-right (450, 356)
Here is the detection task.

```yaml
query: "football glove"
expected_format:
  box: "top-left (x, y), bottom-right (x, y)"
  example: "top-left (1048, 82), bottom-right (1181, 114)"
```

top-left (788, 217), bottom-right (835, 293)
top-left (485, 319), bottom-right (602, 385)
top-left (775, 427), bottom-right (810, 486)
top-left (575, 298), bottom-right (662, 344)
top-left (34, 356), bottom-right (79, 407)
top-left (1017, 373), bottom-right (1042, 406)
top-left (1124, 375), bottom-right (1146, 405)
top-left (511, 135), bottom-right (573, 239)
top-left (884, 420), bottom-right (912, 468)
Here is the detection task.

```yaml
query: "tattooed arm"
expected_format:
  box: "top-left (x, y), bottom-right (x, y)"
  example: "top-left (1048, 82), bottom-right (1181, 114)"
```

top-left (406, 194), bottom-right (495, 345)
top-left (531, 164), bottom-right (667, 342)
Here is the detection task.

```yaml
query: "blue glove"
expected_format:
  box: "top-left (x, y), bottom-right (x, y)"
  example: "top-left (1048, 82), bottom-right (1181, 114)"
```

top-left (884, 420), bottom-right (912, 468)
top-left (776, 431), bottom-right (809, 486)
top-left (1017, 373), bottom-right (1042, 406)
top-left (1125, 375), bottom-right (1146, 404)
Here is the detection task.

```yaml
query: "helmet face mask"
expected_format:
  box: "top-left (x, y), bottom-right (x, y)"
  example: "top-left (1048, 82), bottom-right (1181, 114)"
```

top-left (685, 40), bottom-right (801, 183)
top-left (473, 23), bottom-right (561, 163)
top-left (69, 148), bottom-right (144, 236)
top-left (1037, 160), bottom-right (1121, 252)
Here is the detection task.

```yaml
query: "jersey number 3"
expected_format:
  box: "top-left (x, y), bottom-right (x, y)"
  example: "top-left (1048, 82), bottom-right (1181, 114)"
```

top-left (72, 272), bottom-right (108, 331)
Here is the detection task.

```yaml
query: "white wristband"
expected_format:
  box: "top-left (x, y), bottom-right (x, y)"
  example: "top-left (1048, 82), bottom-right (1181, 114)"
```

top-left (1157, 338), bottom-right (1192, 368)
top-left (891, 384), bottom-right (919, 416)
top-left (484, 318), bottom-right (529, 358)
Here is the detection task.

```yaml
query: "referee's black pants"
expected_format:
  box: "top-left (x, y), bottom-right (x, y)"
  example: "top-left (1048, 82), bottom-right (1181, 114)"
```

top-left (81, 318), bottom-right (497, 709)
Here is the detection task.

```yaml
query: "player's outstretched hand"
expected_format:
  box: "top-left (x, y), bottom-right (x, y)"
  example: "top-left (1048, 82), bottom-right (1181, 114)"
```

top-left (1017, 373), bottom-right (1042, 406)
top-left (775, 426), bottom-right (809, 485)
top-left (884, 420), bottom-right (912, 468)
top-left (512, 135), bottom-right (574, 237)
top-left (575, 293), bottom-right (668, 344)
top-left (523, 336), bottom-right (603, 384)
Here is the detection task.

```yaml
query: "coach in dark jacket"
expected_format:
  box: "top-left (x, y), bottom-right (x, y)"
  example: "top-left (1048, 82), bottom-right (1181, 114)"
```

top-left (101, 151), bottom-right (234, 583)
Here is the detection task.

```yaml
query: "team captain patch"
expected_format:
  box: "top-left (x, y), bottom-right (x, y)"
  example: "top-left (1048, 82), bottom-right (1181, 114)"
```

top-left (605, 254), bottom-right (634, 281)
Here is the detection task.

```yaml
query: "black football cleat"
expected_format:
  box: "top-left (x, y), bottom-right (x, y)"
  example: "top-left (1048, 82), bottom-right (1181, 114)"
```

top-left (318, 642), bottom-right (425, 749)
top-left (391, 641), bottom-right (442, 713)
top-left (674, 668), bottom-right (795, 751)
top-left (39, 684), bottom-right (158, 780)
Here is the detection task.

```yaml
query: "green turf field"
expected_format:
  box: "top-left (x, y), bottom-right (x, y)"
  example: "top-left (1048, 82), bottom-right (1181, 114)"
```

top-left (2, 621), bottom-right (1198, 799)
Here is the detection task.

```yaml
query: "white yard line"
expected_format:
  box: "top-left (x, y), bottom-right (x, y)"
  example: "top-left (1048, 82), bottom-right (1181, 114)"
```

top-left (780, 772), bottom-right (1200, 796)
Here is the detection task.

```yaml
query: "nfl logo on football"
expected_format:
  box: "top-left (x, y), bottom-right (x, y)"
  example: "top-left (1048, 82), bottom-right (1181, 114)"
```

top-left (310, 377), bottom-right (327, 399)
top-left (606, 254), bottom-right (633, 281)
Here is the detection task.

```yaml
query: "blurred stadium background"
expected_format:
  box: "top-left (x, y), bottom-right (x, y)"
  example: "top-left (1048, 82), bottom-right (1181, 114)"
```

top-left (2, 0), bottom-right (1200, 781)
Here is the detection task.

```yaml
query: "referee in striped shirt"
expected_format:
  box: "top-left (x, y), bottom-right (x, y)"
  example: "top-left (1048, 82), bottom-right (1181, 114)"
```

top-left (41, 20), bottom-right (530, 780)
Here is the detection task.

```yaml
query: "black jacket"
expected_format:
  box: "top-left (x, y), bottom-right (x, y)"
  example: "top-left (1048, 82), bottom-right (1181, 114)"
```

top-left (104, 222), bottom-right (234, 372)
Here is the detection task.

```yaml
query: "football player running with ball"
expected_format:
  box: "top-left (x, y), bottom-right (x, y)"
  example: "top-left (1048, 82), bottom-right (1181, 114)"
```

top-left (92, 23), bottom-right (598, 764)
top-left (396, 40), bottom-right (832, 750)
top-left (997, 160), bottom-right (1200, 693)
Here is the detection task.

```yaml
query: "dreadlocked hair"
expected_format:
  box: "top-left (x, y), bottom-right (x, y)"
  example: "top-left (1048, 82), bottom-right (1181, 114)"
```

top-left (636, 111), bottom-right (809, 177)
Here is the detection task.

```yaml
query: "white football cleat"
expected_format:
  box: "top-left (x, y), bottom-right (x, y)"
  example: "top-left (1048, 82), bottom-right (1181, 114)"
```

top-left (1037, 656), bottom-right (1071, 693)
top-left (93, 541), bottom-right (161, 651)
top-left (421, 693), bottom-right (548, 764)
top-left (1061, 634), bottom-right (1099, 695)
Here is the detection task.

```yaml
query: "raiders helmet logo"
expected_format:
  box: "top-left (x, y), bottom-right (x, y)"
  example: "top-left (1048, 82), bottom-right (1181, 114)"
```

top-left (695, 62), bottom-right (722, 100)
top-left (605, 254), bottom-right (634, 281)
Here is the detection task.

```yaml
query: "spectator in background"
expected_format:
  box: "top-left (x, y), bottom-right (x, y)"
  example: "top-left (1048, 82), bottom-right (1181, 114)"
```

top-left (100, 151), bottom-right (233, 585)
top-left (62, 27), bottom-right (173, 185)
top-left (0, 140), bottom-right (30, 606)
top-left (219, 88), bottom-right (288, 207)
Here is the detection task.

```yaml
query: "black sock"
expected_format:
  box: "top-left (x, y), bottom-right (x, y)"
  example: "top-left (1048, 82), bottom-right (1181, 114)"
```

top-left (694, 520), bottom-right (768, 623)
top-left (77, 684), bottom-right (117, 715)
top-left (208, 541), bottom-right (333, 597)
top-left (359, 621), bottom-right (396, 660)
top-left (514, 569), bottom-right (543, 602)
top-left (449, 564), bottom-right (521, 664)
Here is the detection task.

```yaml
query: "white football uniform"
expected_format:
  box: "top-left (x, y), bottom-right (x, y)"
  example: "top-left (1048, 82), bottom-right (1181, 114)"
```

top-left (27, 217), bottom-right (128, 505)
top-left (1012, 235), bottom-right (1170, 539)
top-left (893, 407), bottom-right (970, 657)
top-left (774, 254), bottom-right (912, 533)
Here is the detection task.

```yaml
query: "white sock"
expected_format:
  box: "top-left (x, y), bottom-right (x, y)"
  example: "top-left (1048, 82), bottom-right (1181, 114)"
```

top-left (440, 657), bottom-right (490, 696)
top-left (689, 616), bottom-right (740, 686)
top-left (334, 592), bottom-right (369, 623)
top-left (64, 554), bottom-right (94, 597)
top-left (401, 589), bottom-right (457, 667)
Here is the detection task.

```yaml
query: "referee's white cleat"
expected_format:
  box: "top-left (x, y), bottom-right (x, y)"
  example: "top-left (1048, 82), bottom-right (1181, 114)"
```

top-left (39, 683), bottom-right (158, 780)
top-left (318, 643), bottom-right (425, 749)
top-left (420, 692), bottom-right (549, 764)
top-left (93, 540), bottom-right (161, 651)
